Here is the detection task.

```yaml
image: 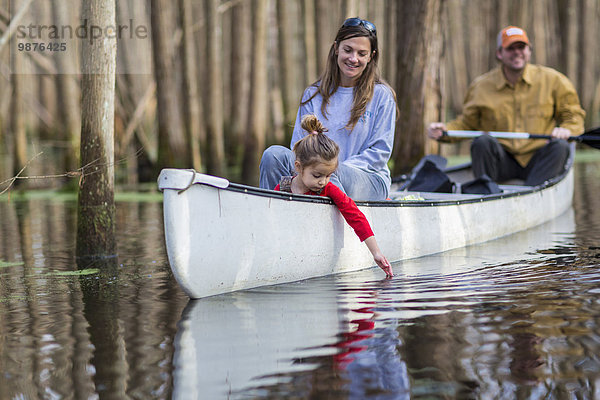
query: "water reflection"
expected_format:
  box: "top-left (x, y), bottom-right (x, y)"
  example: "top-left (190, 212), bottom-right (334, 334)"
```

top-left (2, 159), bottom-right (600, 398)
top-left (173, 274), bottom-right (412, 399)
top-left (173, 209), bottom-right (589, 399)
top-left (174, 286), bottom-right (341, 398)
top-left (0, 198), bottom-right (188, 399)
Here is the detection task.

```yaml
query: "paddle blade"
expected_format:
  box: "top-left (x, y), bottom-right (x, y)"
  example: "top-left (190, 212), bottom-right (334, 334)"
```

top-left (577, 127), bottom-right (600, 149)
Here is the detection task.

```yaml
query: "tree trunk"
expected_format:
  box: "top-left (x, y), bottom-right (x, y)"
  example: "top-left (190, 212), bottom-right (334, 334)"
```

top-left (466, 1), bottom-right (494, 81)
top-left (151, 0), bottom-right (188, 172)
top-left (384, 0), bottom-right (397, 88)
top-left (35, 0), bottom-right (55, 142)
top-left (115, 0), bottom-right (155, 183)
top-left (368, 0), bottom-right (386, 71)
top-left (591, 81), bottom-right (600, 128)
top-left (563, 0), bottom-right (578, 84)
top-left (343, 0), bottom-right (358, 16)
top-left (242, 0), bottom-right (269, 185)
top-left (391, 0), bottom-right (442, 175)
top-left (179, 0), bottom-right (202, 172)
top-left (531, 0), bottom-right (549, 66)
top-left (229, 1), bottom-right (252, 167)
top-left (10, 41), bottom-right (27, 185)
top-left (422, 0), bottom-right (443, 157)
top-left (302, 0), bottom-right (318, 83)
top-left (76, 0), bottom-right (117, 259)
top-left (315, 1), bottom-right (338, 73)
top-left (497, 0), bottom-right (509, 29)
top-left (270, 86), bottom-right (285, 143)
top-left (277, 0), bottom-right (302, 126)
top-left (445, 0), bottom-right (468, 117)
top-left (545, 0), bottom-right (561, 68)
top-left (37, 74), bottom-right (56, 141)
top-left (51, 0), bottom-right (80, 174)
top-left (205, 0), bottom-right (226, 175)
top-left (268, 1), bottom-right (285, 144)
top-left (579, 0), bottom-right (596, 118)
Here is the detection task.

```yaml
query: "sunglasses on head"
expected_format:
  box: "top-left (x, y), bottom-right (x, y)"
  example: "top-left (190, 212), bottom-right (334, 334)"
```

top-left (342, 17), bottom-right (377, 35)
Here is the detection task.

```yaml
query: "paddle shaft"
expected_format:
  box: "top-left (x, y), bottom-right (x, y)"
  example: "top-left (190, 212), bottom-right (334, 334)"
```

top-left (444, 127), bottom-right (600, 144)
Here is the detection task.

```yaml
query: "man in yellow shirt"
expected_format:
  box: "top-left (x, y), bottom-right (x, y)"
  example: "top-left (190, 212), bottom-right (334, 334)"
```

top-left (427, 26), bottom-right (585, 186)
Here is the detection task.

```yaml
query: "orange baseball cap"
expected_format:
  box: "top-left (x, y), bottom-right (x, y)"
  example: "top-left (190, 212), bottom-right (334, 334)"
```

top-left (497, 26), bottom-right (530, 48)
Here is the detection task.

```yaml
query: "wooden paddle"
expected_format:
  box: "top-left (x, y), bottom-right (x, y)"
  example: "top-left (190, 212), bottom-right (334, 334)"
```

top-left (443, 126), bottom-right (600, 149)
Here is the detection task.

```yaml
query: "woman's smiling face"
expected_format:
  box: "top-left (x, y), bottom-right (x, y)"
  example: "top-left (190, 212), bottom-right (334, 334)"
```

top-left (335, 36), bottom-right (373, 87)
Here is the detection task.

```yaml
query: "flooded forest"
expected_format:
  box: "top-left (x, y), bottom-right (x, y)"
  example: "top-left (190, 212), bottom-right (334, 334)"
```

top-left (0, 0), bottom-right (599, 189)
top-left (1, 1), bottom-right (600, 397)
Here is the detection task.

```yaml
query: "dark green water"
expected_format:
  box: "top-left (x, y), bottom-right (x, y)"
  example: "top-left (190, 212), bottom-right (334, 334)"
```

top-left (1, 158), bottom-right (600, 399)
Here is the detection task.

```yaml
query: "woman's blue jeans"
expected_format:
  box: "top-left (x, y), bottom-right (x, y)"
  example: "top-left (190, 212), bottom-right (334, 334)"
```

top-left (259, 145), bottom-right (388, 201)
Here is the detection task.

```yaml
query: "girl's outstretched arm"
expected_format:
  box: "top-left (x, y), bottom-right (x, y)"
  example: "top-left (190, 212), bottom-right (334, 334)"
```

top-left (363, 236), bottom-right (393, 277)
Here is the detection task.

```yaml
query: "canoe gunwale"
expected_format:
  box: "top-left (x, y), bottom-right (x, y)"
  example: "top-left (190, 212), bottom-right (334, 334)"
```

top-left (159, 144), bottom-right (574, 208)
top-left (170, 161), bottom-right (570, 208)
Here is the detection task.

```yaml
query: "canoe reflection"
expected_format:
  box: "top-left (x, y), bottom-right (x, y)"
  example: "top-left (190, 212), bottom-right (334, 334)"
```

top-left (172, 284), bottom-right (344, 398)
top-left (172, 208), bottom-right (576, 398)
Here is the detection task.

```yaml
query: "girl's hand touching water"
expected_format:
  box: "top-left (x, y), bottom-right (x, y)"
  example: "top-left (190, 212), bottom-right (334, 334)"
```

top-left (374, 253), bottom-right (393, 278)
top-left (364, 236), bottom-right (393, 277)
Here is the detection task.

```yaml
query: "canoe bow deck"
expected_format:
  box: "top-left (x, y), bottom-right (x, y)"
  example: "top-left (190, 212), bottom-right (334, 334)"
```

top-left (158, 153), bottom-right (574, 299)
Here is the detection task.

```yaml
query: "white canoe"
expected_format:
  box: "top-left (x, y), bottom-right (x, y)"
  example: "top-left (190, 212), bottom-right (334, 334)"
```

top-left (158, 152), bottom-right (574, 299)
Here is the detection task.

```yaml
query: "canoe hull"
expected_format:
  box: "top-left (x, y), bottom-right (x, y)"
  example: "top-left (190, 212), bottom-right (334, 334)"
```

top-left (159, 166), bottom-right (573, 299)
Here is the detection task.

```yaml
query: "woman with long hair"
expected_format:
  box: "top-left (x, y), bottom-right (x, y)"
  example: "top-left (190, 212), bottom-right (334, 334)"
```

top-left (259, 17), bottom-right (398, 201)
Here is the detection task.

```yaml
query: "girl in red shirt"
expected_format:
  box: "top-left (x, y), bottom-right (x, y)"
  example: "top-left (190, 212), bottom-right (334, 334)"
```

top-left (274, 115), bottom-right (393, 277)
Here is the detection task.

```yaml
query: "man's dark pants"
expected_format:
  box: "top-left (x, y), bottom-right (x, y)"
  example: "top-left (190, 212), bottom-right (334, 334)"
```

top-left (470, 135), bottom-right (570, 186)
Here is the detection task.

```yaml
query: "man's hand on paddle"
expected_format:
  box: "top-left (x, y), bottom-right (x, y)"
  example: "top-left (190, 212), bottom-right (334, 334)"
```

top-left (427, 122), bottom-right (446, 140)
top-left (551, 127), bottom-right (571, 140)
